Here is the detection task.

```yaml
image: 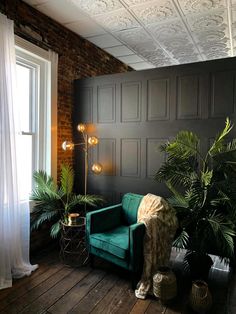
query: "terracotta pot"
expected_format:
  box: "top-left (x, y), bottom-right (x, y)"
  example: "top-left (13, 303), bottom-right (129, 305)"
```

top-left (189, 280), bottom-right (212, 313)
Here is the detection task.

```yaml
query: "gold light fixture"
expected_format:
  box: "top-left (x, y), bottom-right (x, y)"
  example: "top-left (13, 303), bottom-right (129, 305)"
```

top-left (61, 141), bottom-right (74, 151)
top-left (91, 163), bottom-right (103, 175)
top-left (77, 123), bottom-right (86, 133)
top-left (88, 136), bottom-right (99, 146)
top-left (62, 123), bottom-right (102, 196)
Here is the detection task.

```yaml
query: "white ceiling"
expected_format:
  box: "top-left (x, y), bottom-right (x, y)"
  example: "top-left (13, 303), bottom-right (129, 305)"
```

top-left (23, 0), bottom-right (236, 70)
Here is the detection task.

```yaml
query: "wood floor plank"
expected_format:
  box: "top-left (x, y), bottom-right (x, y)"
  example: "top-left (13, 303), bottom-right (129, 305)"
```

top-left (0, 263), bottom-right (64, 312)
top-left (90, 278), bottom-right (131, 314)
top-left (0, 252), bottom-right (58, 302)
top-left (129, 299), bottom-right (152, 314)
top-left (2, 266), bottom-right (71, 314)
top-left (112, 286), bottom-right (137, 314)
top-left (0, 248), bottom-right (232, 314)
top-left (68, 273), bottom-right (117, 314)
top-left (145, 300), bottom-right (166, 314)
top-left (47, 269), bottom-right (106, 314)
top-left (21, 267), bottom-right (93, 314)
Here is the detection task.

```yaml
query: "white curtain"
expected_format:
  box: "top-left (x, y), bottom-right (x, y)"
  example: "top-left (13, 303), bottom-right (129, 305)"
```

top-left (0, 13), bottom-right (38, 290)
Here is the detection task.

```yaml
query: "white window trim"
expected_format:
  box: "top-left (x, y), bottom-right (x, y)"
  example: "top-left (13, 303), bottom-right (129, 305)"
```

top-left (15, 35), bottom-right (58, 182)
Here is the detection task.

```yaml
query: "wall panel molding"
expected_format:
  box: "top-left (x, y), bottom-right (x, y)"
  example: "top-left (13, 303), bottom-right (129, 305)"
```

top-left (147, 78), bottom-right (170, 121)
top-left (210, 70), bottom-right (235, 118)
top-left (75, 57), bottom-right (236, 199)
top-left (97, 138), bottom-right (116, 176)
top-left (146, 138), bottom-right (167, 178)
top-left (80, 87), bottom-right (93, 123)
top-left (121, 81), bottom-right (141, 122)
top-left (97, 84), bottom-right (116, 123)
top-left (121, 138), bottom-right (141, 178)
top-left (176, 74), bottom-right (201, 119)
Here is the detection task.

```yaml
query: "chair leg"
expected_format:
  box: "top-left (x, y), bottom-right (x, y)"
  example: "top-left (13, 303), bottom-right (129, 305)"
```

top-left (90, 254), bottom-right (94, 268)
top-left (131, 272), bottom-right (139, 290)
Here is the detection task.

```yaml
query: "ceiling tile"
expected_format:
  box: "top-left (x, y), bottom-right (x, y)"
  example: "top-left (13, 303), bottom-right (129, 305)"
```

top-left (147, 20), bottom-right (188, 39)
top-left (94, 9), bottom-right (140, 32)
top-left (22, 0), bottom-right (235, 70)
top-left (104, 45), bottom-right (135, 56)
top-left (177, 0), bottom-right (226, 16)
top-left (186, 9), bottom-right (227, 32)
top-left (115, 28), bottom-right (152, 45)
top-left (123, 0), bottom-right (153, 5)
top-left (118, 54), bottom-right (144, 63)
top-left (130, 0), bottom-right (178, 25)
top-left (36, 0), bottom-right (86, 24)
top-left (175, 55), bottom-right (201, 64)
top-left (129, 62), bottom-right (155, 70)
top-left (88, 34), bottom-right (122, 48)
top-left (65, 19), bottom-right (106, 37)
top-left (70, 0), bottom-right (122, 16)
top-left (149, 58), bottom-right (178, 67)
top-left (23, 0), bottom-right (48, 5)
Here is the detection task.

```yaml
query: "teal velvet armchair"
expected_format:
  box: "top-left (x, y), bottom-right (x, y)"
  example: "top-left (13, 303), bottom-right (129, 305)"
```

top-left (86, 193), bottom-right (145, 274)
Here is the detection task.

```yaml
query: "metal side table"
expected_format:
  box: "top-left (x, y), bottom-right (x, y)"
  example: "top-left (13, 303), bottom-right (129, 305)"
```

top-left (59, 217), bottom-right (89, 267)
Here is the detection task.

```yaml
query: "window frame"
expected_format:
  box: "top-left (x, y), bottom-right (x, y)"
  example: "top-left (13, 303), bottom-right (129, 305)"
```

top-left (15, 36), bottom-right (58, 184)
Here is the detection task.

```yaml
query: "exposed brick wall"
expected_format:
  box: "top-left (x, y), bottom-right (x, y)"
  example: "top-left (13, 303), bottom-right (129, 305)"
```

top-left (0, 0), bottom-right (131, 177)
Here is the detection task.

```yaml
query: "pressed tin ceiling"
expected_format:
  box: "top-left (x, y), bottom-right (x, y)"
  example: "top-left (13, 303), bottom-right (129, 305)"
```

top-left (23, 0), bottom-right (236, 70)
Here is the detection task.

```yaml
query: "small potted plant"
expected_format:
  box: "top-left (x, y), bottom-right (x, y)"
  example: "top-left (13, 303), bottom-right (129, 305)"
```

top-left (155, 118), bottom-right (236, 280)
top-left (30, 163), bottom-right (103, 238)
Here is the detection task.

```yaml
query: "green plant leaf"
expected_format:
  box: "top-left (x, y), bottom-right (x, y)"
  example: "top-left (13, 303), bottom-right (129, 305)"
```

top-left (207, 214), bottom-right (235, 258)
top-left (50, 221), bottom-right (61, 238)
top-left (31, 171), bottom-right (59, 200)
top-left (209, 118), bottom-right (233, 156)
top-left (173, 230), bottom-right (189, 249)
top-left (166, 182), bottom-right (189, 209)
top-left (201, 169), bottom-right (213, 187)
top-left (31, 210), bottom-right (58, 231)
top-left (60, 164), bottom-right (74, 196)
top-left (165, 130), bottom-right (200, 160)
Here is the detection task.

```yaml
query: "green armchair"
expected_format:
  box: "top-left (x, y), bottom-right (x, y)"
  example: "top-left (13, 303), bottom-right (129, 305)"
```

top-left (86, 193), bottom-right (145, 274)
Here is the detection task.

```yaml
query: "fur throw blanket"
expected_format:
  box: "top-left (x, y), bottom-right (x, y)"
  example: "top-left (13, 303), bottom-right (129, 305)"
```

top-left (135, 193), bottom-right (178, 299)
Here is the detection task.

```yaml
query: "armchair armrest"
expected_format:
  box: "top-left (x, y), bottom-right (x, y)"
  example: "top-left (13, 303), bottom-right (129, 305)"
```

top-left (129, 222), bottom-right (145, 273)
top-left (86, 204), bottom-right (122, 235)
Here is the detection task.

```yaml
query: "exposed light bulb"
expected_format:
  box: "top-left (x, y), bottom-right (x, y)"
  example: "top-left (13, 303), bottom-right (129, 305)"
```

top-left (88, 136), bottom-right (99, 146)
top-left (91, 163), bottom-right (102, 175)
top-left (77, 123), bottom-right (86, 132)
top-left (62, 141), bottom-right (74, 151)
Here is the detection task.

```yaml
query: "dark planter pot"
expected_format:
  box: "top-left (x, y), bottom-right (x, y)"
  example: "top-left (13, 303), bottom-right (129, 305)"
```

top-left (185, 252), bottom-right (213, 282)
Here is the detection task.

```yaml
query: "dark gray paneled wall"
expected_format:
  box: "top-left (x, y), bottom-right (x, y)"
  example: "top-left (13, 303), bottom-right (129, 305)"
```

top-left (74, 57), bottom-right (236, 204)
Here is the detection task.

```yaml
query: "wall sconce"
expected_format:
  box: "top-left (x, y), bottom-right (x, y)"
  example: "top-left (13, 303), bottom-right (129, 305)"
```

top-left (62, 123), bottom-right (102, 195)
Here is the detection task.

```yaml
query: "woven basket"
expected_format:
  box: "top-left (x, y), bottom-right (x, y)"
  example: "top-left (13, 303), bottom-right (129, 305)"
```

top-left (153, 266), bottom-right (177, 302)
top-left (189, 280), bottom-right (212, 313)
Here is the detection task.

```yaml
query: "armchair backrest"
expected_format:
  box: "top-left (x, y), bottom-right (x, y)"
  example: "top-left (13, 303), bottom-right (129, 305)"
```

top-left (122, 193), bottom-right (143, 225)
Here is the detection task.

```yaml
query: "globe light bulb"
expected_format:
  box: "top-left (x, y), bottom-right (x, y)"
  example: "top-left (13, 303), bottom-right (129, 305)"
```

top-left (88, 136), bottom-right (99, 146)
top-left (62, 141), bottom-right (74, 151)
top-left (91, 163), bottom-right (102, 175)
top-left (77, 123), bottom-right (86, 133)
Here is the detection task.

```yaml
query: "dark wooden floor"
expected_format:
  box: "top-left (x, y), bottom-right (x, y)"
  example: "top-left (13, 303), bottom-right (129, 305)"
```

top-left (0, 248), bottom-right (234, 314)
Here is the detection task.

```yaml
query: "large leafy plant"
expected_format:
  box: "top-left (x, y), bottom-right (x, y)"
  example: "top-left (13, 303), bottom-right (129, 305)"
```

top-left (155, 118), bottom-right (236, 262)
top-left (30, 164), bottom-right (103, 238)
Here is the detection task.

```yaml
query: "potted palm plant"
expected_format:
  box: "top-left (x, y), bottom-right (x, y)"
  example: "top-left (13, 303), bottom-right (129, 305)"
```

top-left (155, 118), bottom-right (236, 280)
top-left (30, 164), bottom-right (103, 238)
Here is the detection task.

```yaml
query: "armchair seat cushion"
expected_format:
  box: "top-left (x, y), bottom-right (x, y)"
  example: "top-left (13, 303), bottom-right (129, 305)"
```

top-left (90, 225), bottom-right (129, 259)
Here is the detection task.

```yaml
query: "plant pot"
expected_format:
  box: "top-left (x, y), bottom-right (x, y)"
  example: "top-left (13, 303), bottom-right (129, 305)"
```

top-left (189, 280), bottom-right (212, 313)
top-left (185, 252), bottom-right (213, 281)
top-left (153, 266), bottom-right (177, 304)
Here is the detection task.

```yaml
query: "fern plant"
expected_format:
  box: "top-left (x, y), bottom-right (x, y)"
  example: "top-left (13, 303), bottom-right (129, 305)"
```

top-left (155, 118), bottom-right (236, 263)
top-left (30, 164), bottom-right (103, 238)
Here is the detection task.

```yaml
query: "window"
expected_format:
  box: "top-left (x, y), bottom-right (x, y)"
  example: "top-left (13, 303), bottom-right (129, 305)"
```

top-left (15, 37), bottom-right (57, 202)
